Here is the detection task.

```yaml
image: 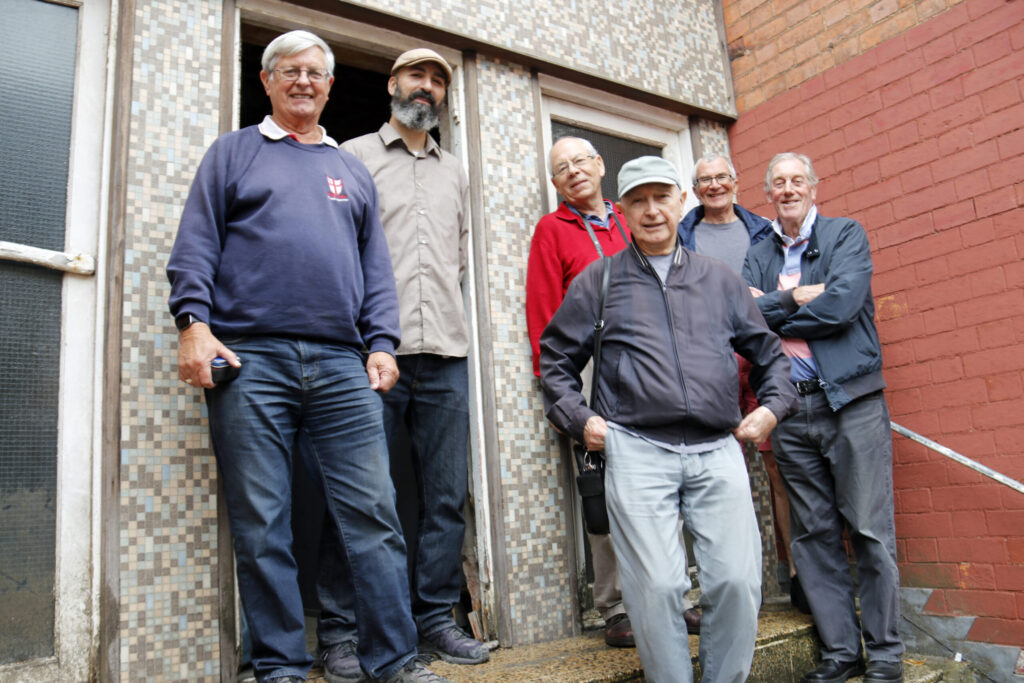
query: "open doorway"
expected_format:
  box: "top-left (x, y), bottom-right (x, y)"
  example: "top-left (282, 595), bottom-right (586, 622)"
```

top-left (236, 26), bottom-right (476, 669)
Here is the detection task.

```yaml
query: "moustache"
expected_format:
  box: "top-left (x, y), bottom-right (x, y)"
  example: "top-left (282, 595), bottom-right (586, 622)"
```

top-left (404, 90), bottom-right (436, 107)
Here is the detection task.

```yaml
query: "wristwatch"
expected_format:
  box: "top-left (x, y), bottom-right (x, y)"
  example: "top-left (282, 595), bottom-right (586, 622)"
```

top-left (175, 313), bottom-right (202, 332)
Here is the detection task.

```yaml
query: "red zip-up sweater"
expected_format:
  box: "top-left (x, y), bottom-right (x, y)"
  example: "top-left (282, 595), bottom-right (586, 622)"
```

top-left (525, 201), bottom-right (630, 376)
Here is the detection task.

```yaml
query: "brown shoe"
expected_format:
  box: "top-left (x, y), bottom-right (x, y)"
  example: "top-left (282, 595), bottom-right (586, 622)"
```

top-left (604, 613), bottom-right (635, 648)
top-left (684, 607), bottom-right (701, 635)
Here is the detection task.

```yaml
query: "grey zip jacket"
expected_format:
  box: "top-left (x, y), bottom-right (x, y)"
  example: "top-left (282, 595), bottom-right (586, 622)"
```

top-left (540, 239), bottom-right (798, 446)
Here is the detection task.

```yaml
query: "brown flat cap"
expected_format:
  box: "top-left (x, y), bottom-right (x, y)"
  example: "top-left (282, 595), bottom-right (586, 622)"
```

top-left (391, 48), bottom-right (453, 84)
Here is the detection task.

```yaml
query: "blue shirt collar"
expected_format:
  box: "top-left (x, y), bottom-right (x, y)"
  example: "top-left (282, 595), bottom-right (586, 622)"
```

top-left (772, 205), bottom-right (817, 246)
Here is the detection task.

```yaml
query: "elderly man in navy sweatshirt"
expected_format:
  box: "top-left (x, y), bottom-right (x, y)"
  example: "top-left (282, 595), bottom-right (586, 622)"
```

top-left (167, 30), bottom-right (451, 683)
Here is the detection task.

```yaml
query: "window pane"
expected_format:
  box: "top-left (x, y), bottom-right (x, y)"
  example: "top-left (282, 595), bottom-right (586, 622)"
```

top-left (0, 0), bottom-right (78, 664)
top-left (0, 0), bottom-right (78, 250)
top-left (551, 122), bottom-right (662, 202)
top-left (0, 263), bottom-right (62, 664)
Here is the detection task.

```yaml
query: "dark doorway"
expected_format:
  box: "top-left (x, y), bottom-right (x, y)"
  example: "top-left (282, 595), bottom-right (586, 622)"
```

top-left (239, 38), bottom-right (389, 136)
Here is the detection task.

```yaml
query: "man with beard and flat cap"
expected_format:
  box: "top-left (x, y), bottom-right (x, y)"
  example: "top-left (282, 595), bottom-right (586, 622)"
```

top-left (313, 48), bottom-right (484, 683)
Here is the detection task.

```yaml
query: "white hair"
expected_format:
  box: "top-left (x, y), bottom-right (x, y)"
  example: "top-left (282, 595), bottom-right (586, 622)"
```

top-left (261, 30), bottom-right (334, 76)
top-left (691, 153), bottom-right (737, 187)
top-left (764, 152), bottom-right (818, 192)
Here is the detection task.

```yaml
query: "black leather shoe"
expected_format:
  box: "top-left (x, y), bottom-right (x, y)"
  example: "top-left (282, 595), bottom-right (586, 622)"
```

top-left (683, 607), bottom-right (701, 635)
top-left (802, 658), bottom-right (866, 683)
top-left (864, 660), bottom-right (903, 682)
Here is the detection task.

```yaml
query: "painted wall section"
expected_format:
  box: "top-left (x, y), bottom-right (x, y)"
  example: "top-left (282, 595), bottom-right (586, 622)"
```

top-left (725, 0), bottom-right (1024, 648)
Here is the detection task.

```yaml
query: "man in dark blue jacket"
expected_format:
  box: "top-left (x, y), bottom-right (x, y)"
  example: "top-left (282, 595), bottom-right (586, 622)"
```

top-left (743, 153), bottom-right (905, 683)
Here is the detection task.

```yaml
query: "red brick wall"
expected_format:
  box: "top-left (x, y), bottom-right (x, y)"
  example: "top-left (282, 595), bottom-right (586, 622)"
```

top-left (723, 0), bottom-right (1024, 646)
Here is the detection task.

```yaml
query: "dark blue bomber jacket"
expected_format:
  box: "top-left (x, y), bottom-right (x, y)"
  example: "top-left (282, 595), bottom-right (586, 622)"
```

top-left (742, 214), bottom-right (887, 412)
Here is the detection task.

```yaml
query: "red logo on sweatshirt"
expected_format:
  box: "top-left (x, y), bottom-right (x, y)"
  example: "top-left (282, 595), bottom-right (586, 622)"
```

top-left (326, 176), bottom-right (349, 201)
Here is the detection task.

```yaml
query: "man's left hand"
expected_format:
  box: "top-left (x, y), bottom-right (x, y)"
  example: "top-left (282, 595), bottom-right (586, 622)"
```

top-left (367, 351), bottom-right (399, 392)
top-left (733, 406), bottom-right (778, 444)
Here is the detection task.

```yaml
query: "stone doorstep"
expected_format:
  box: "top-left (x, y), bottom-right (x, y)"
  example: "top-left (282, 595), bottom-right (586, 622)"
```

top-left (303, 609), bottom-right (812, 682)
top-left (274, 608), bottom-right (967, 682)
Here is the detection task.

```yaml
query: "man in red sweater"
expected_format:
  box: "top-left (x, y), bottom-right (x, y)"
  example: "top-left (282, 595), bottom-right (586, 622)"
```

top-left (526, 137), bottom-right (699, 646)
top-left (526, 137), bottom-right (630, 378)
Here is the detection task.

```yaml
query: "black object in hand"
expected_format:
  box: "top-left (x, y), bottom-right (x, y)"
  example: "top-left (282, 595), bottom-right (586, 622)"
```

top-left (211, 357), bottom-right (240, 384)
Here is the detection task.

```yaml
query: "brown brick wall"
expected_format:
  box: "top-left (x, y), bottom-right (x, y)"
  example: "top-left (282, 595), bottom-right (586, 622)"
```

top-left (724, 0), bottom-right (967, 113)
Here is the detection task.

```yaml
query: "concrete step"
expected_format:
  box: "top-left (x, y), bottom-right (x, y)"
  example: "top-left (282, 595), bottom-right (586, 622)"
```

top-left (299, 607), bottom-right (972, 682)
top-left (425, 610), bottom-right (966, 683)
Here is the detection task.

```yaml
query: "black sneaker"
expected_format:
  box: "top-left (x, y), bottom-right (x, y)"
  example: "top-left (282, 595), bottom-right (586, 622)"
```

top-left (378, 658), bottom-right (454, 682)
top-left (319, 640), bottom-right (363, 682)
top-left (420, 624), bottom-right (489, 664)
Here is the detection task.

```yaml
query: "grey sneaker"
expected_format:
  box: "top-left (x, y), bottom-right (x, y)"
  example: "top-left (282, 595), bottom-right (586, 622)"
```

top-left (379, 658), bottom-right (453, 683)
top-left (420, 625), bottom-right (489, 665)
top-left (319, 640), bottom-right (363, 682)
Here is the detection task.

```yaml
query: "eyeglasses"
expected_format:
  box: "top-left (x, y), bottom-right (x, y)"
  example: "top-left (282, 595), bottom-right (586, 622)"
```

top-left (273, 67), bottom-right (330, 83)
top-left (696, 173), bottom-right (734, 187)
top-left (552, 154), bottom-right (597, 178)
top-left (771, 176), bottom-right (810, 189)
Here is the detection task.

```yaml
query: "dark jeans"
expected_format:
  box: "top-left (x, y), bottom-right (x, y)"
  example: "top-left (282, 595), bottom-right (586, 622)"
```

top-left (317, 354), bottom-right (470, 643)
top-left (771, 389), bottom-right (904, 663)
top-left (206, 337), bottom-right (417, 681)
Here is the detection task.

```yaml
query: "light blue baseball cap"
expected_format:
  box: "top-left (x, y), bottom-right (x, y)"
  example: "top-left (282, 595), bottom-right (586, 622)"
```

top-left (617, 156), bottom-right (682, 198)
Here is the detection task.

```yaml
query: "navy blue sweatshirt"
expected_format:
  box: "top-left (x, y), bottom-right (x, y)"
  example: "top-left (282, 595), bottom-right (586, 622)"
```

top-left (167, 126), bottom-right (400, 355)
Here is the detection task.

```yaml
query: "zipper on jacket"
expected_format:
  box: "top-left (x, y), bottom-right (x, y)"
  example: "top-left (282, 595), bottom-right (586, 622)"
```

top-left (635, 243), bottom-right (689, 413)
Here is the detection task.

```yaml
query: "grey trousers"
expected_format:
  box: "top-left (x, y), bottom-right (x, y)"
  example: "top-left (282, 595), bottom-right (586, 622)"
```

top-left (605, 429), bottom-right (761, 683)
top-left (771, 389), bottom-right (904, 663)
top-left (589, 504), bottom-right (626, 619)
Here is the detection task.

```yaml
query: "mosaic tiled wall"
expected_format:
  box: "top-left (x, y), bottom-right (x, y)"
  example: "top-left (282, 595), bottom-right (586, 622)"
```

top-left (119, 0), bottom-right (224, 679)
top-left (694, 118), bottom-right (730, 159)
top-left (473, 56), bottom-right (578, 643)
top-left (346, 0), bottom-right (735, 117)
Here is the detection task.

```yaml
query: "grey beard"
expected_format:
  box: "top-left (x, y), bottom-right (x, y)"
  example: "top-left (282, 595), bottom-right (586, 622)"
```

top-left (391, 99), bottom-right (440, 131)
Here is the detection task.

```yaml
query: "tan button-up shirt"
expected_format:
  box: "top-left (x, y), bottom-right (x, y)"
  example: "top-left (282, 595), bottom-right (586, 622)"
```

top-left (342, 123), bottom-right (469, 357)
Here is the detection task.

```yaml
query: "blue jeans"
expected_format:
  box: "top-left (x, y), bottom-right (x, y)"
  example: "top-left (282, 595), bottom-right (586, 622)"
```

top-left (771, 389), bottom-right (904, 663)
top-left (205, 337), bottom-right (417, 682)
top-left (318, 354), bottom-right (469, 643)
top-left (604, 428), bottom-right (762, 683)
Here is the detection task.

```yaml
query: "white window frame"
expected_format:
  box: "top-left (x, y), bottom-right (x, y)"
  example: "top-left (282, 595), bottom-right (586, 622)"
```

top-left (539, 73), bottom-right (698, 215)
top-left (0, 0), bottom-right (112, 679)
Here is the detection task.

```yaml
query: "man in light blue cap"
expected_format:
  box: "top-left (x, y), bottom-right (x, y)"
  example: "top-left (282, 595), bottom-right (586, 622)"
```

top-left (540, 156), bottom-right (798, 682)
